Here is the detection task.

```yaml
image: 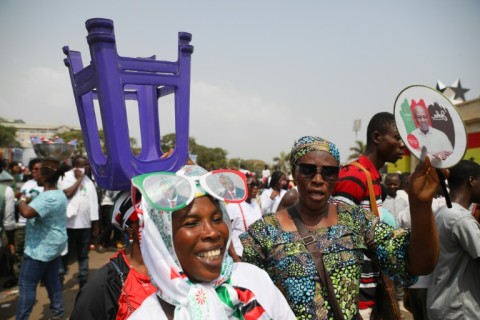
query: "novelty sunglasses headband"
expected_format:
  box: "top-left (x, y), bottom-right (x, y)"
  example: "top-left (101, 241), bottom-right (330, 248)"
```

top-left (131, 169), bottom-right (248, 212)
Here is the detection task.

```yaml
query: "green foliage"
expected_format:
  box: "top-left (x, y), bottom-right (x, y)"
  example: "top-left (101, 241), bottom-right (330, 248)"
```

top-left (195, 146), bottom-right (228, 170)
top-left (246, 159), bottom-right (268, 176)
top-left (347, 140), bottom-right (366, 161)
top-left (160, 133), bottom-right (177, 153)
top-left (161, 133), bottom-right (228, 170)
top-left (54, 130), bottom-right (282, 173)
top-left (272, 151), bottom-right (291, 174)
top-left (0, 124), bottom-right (20, 147)
top-left (57, 130), bottom-right (86, 155)
top-left (58, 130), bottom-right (139, 156)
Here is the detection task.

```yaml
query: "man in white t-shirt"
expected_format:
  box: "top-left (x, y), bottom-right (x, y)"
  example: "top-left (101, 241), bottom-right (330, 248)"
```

top-left (382, 173), bottom-right (409, 223)
top-left (427, 160), bottom-right (480, 320)
top-left (57, 156), bottom-right (98, 288)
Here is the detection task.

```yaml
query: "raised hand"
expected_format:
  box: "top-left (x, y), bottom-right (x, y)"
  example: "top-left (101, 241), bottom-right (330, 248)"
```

top-left (408, 155), bottom-right (448, 203)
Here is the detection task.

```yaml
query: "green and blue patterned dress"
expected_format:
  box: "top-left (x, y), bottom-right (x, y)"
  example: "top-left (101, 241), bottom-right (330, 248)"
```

top-left (240, 202), bottom-right (417, 320)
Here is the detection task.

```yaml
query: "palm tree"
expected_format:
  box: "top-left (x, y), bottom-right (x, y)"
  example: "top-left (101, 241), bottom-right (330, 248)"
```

top-left (272, 151), bottom-right (290, 174)
top-left (347, 140), bottom-right (366, 161)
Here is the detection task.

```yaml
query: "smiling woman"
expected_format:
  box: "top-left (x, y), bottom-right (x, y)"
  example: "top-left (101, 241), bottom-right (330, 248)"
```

top-left (172, 196), bottom-right (229, 283)
top-left (130, 165), bottom-right (295, 320)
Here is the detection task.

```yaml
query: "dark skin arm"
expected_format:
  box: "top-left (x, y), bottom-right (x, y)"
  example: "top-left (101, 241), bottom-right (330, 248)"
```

top-left (406, 156), bottom-right (446, 275)
top-left (18, 200), bottom-right (39, 219)
top-left (91, 220), bottom-right (100, 238)
top-left (63, 168), bottom-right (84, 199)
top-left (228, 242), bottom-right (242, 262)
top-left (276, 188), bottom-right (298, 212)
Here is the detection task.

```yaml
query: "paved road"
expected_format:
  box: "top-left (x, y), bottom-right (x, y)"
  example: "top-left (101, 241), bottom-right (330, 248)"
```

top-left (1, 248), bottom-right (413, 319)
top-left (0, 247), bottom-right (110, 320)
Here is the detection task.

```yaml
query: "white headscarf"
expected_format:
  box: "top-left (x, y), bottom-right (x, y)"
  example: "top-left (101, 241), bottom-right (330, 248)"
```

top-left (139, 165), bottom-right (269, 319)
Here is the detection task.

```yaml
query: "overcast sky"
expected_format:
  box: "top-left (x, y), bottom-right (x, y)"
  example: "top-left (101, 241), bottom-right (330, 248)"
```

top-left (1, 0), bottom-right (479, 164)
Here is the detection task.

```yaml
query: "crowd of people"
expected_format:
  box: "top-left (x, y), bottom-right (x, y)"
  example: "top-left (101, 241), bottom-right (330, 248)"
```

top-left (0, 111), bottom-right (479, 319)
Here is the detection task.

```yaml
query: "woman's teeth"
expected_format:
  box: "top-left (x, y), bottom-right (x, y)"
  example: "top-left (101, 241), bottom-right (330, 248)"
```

top-left (197, 249), bottom-right (221, 259)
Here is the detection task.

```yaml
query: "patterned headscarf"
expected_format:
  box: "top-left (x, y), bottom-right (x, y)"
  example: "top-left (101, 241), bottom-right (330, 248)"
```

top-left (289, 136), bottom-right (341, 171)
top-left (111, 190), bottom-right (140, 230)
top-left (139, 165), bottom-right (269, 319)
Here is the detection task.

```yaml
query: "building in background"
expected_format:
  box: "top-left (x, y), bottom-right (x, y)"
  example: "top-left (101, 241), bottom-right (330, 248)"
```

top-left (0, 118), bottom-right (79, 164)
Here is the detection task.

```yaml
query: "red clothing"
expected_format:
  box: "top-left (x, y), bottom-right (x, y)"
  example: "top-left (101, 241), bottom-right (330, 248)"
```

top-left (332, 155), bottom-right (382, 310)
top-left (332, 155), bottom-right (383, 210)
top-left (70, 250), bottom-right (157, 320)
top-left (116, 252), bottom-right (157, 320)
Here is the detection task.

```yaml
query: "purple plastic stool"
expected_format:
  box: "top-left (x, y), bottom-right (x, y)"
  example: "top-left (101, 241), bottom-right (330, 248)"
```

top-left (63, 18), bottom-right (194, 190)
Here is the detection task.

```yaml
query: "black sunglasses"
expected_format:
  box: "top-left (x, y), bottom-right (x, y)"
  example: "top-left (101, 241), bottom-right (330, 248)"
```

top-left (296, 163), bottom-right (340, 182)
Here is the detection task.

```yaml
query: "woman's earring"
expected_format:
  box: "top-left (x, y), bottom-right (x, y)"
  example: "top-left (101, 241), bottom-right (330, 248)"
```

top-left (128, 228), bottom-right (134, 245)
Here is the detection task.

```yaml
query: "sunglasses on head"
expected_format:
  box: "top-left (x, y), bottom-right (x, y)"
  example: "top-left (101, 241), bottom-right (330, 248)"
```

top-left (296, 163), bottom-right (340, 182)
top-left (131, 169), bottom-right (247, 212)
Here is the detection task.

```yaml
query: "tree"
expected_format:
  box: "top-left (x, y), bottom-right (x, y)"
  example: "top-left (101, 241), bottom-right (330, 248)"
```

top-left (57, 130), bottom-right (86, 155)
top-left (160, 133), bottom-right (228, 170)
top-left (58, 130), bottom-right (139, 156)
top-left (0, 124), bottom-right (20, 147)
top-left (161, 133), bottom-right (197, 155)
top-left (347, 140), bottom-right (366, 161)
top-left (240, 159), bottom-right (267, 176)
top-left (272, 151), bottom-right (290, 174)
top-left (194, 145), bottom-right (228, 170)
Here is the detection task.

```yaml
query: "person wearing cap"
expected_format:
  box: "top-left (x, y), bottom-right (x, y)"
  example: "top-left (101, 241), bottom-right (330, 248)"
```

top-left (241, 135), bottom-right (443, 319)
top-left (70, 190), bottom-right (156, 320)
top-left (128, 164), bottom-right (295, 319)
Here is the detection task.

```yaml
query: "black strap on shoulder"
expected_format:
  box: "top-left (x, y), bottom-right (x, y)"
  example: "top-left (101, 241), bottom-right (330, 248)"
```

top-left (109, 259), bottom-right (134, 314)
top-left (109, 260), bottom-right (123, 277)
top-left (287, 205), bottom-right (346, 320)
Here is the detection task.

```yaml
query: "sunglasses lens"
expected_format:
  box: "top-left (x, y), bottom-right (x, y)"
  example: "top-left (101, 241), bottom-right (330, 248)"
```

top-left (206, 171), bottom-right (247, 202)
top-left (298, 164), bottom-right (317, 179)
top-left (137, 174), bottom-right (193, 211)
top-left (321, 166), bottom-right (340, 181)
top-left (298, 164), bottom-right (339, 181)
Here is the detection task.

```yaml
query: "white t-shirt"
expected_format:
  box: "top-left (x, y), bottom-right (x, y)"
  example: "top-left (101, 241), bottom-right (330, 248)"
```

top-left (129, 263), bottom-right (295, 319)
top-left (260, 188), bottom-right (287, 215)
top-left (382, 195), bottom-right (409, 221)
top-left (18, 179), bottom-right (44, 227)
top-left (0, 185), bottom-right (15, 247)
top-left (226, 201), bottom-right (262, 256)
top-left (58, 170), bottom-right (99, 229)
top-left (395, 189), bottom-right (408, 203)
top-left (427, 203), bottom-right (480, 319)
top-left (261, 169), bottom-right (271, 179)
